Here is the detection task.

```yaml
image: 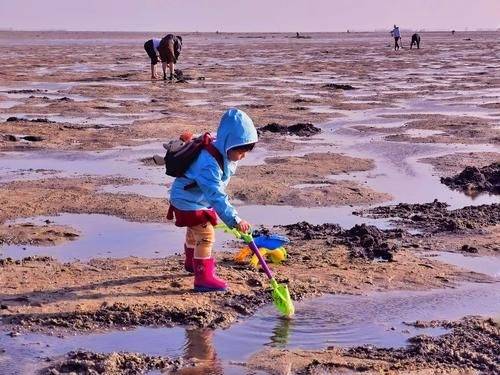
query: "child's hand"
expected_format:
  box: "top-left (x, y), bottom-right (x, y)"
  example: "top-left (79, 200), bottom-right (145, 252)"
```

top-left (236, 220), bottom-right (251, 233)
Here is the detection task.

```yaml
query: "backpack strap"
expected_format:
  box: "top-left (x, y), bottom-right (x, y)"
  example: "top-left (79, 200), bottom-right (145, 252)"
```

top-left (183, 133), bottom-right (224, 190)
top-left (204, 143), bottom-right (224, 172)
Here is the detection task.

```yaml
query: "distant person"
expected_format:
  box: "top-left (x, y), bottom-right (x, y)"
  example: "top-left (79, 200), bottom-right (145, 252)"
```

top-left (296, 32), bottom-right (300, 38)
top-left (143, 37), bottom-right (161, 79)
top-left (410, 33), bottom-right (421, 49)
top-left (390, 25), bottom-right (401, 50)
top-left (452, 30), bottom-right (456, 35)
top-left (158, 34), bottom-right (183, 81)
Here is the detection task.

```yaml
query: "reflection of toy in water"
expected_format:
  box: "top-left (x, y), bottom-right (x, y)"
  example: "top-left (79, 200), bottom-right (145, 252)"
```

top-left (270, 317), bottom-right (293, 347)
top-left (234, 234), bottom-right (290, 267)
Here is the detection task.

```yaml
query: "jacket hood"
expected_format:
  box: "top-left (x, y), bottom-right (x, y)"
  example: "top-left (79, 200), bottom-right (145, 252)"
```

top-left (214, 108), bottom-right (258, 160)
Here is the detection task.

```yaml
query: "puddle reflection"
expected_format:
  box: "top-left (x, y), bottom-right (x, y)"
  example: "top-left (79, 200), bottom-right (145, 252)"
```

top-left (2, 282), bottom-right (497, 374)
top-left (177, 329), bottom-right (223, 374)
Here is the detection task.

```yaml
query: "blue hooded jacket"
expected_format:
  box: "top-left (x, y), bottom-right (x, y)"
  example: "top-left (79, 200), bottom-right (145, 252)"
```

top-left (169, 108), bottom-right (258, 227)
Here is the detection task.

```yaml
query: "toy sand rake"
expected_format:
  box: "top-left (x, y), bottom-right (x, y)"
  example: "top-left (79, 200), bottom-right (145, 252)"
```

top-left (216, 223), bottom-right (295, 318)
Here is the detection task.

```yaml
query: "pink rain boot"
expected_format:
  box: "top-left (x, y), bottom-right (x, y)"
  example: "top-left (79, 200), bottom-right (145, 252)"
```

top-left (184, 245), bottom-right (194, 273)
top-left (193, 258), bottom-right (228, 292)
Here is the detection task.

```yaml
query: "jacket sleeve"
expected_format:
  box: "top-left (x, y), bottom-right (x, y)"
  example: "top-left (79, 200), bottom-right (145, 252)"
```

top-left (193, 157), bottom-right (240, 228)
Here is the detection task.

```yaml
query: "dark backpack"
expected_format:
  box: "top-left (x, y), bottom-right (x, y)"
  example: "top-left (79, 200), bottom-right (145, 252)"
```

top-left (164, 133), bottom-right (224, 186)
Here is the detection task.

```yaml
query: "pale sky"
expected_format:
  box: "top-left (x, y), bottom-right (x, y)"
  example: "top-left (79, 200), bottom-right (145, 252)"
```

top-left (1, 0), bottom-right (499, 32)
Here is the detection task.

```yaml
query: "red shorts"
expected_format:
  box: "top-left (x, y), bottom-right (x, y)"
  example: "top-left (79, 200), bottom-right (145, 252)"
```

top-left (167, 204), bottom-right (218, 227)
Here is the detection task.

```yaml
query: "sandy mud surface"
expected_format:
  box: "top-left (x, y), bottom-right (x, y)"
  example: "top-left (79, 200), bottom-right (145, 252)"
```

top-left (40, 351), bottom-right (186, 375)
top-left (0, 222), bottom-right (79, 247)
top-left (230, 153), bottom-right (391, 206)
top-left (1, 218), bottom-right (495, 334)
top-left (0, 30), bottom-right (499, 374)
top-left (356, 201), bottom-right (500, 233)
top-left (0, 151), bottom-right (388, 242)
top-left (247, 317), bottom-right (499, 374)
top-left (356, 114), bottom-right (500, 145)
top-left (0, 176), bottom-right (168, 224)
top-left (421, 151), bottom-right (500, 176)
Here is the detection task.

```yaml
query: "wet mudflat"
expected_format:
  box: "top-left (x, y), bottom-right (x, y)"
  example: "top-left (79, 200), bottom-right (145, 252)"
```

top-left (0, 30), bottom-right (499, 374)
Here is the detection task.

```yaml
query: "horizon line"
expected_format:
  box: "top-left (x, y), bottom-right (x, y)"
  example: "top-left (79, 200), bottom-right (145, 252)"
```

top-left (1, 28), bottom-right (499, 33)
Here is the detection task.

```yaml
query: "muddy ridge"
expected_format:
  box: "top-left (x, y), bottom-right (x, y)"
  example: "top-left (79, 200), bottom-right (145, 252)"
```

top-left (344, 317), bottom-right (499, 374)
top-left (322, 83), bottom-right (356, 90)
top-left (258, 122), bottom-right (322, 137)
top-left (355, 200), bottom-right (500, 232)
top-left (281, 222), bottom-right (405, 261)
top-left (5, 292), bottom-right (270, 332)
top-left (249, 317), bottom-right (499, 374)
top-left (231, 152), bottom-right (390, 207)
top-left (441, 162), bottom-right (500, 196)
top-left (41, 350), bottom-right (186, 375)
top-left (2, 237), bottom-right (485, 334)
top-left (0, 255), bottom-right (54, 265)
top-left (0, 222), bottom-right (79, 246)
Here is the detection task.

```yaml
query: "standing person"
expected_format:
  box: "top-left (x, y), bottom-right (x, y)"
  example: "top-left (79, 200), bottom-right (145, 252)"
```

top-left (390, 25), bottom-right (401, 50)
top-left (158, 34), bottom-right (183, 81)
top-left (410, 33), bottom-right (421, 49)
top-left (167, 108), bottom-right (257, 292)
top-left (143, 37), bottom-right (161, 79)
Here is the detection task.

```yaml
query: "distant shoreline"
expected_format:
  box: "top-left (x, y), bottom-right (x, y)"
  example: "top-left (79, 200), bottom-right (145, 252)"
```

top-left (0, 29), bottom-right (499, 34)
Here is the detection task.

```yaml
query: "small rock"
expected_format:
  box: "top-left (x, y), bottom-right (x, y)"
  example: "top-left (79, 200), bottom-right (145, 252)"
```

top-left (460, 244), bottom-right (478, 253)
top-left (30, 118), bottom-right (54, 123)
top-left (4, 134), bottom-right (18, 142)
top-left (323, 83), bottom-right (356, 90)
top-left (246, 278), bottom-right (263, 287)
top-left (22, 135), bottom-right (45, 142)
top-left (170, 281), bottom-right (182, 288)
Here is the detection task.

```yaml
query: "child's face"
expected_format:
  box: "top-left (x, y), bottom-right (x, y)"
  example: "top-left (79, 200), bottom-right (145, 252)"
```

top-left (228, 149), bottom-right (248, 162)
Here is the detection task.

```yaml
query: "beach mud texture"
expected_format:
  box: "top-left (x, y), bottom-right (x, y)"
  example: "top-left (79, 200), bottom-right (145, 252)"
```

top-left (247, 317), bottom-right (499, 374)
top-left (2, 232), bottom-right (491, 334)
top-left (0, 30), bottom-right (499, 373)
top-left (356, 200), bottom-right (500, 233)
top-left (40, 350), bottom-right (187, 375)
top-left (440, 162), bottom-right (500, 196)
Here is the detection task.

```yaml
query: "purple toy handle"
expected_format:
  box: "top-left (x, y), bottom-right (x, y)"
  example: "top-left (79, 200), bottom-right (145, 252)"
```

top-left (248, 239), bottom-right (273, 280)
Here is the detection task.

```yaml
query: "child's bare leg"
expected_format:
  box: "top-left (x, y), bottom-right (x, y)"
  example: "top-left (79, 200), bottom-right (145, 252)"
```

top-left (150, 64), bottom-right (156, 79)
top-left (184, 228), bottom-right (196, 273)
top-left (168, 62), bottom-right (175, 79)
top-left (191, 223), bottom-right (214, 258)
top-left (162, 62), bottom-right (168, 80)
top-left (185, 228), bottom-right (196, 249)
